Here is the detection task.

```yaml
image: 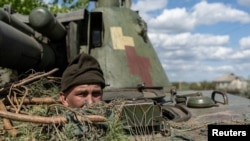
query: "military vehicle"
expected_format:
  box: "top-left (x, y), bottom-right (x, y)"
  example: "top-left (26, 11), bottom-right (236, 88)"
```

top-left (0, 0), bottom-right (249, 140)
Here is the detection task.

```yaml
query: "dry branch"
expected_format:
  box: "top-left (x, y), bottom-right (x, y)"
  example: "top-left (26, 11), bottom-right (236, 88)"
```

top-left (13, 68), bottom-right (59, 87)
top-left (0, 68), bottom-right (59, 94)
top-left (0, 101), bottom-right (18, 137)
top-left (4, 97), bottom-right (59, 105)
top-left (0, 110), bottom-right (107, 124)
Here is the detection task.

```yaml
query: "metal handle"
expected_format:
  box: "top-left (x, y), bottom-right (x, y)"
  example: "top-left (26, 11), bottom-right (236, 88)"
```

top-left (211, 90), bottom-right (228, 105)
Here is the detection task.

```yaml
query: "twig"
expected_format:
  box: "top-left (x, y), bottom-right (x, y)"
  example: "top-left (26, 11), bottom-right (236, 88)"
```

top-left (13, 68), bottom-right (59, 87)
top-left (0, 100), bottom-right (18, 137)
top-left (16, 86), bottom-right (28, 113)
top-left (48, 104), bottom-right (92, 123)
top-left (3, 97), bottom-right (59, 105)
top-left (0, 110), bottom-right (107, 124)
top-left (0, 69), bottom-right (59, 94)
top-left (13, 91), bottom-right (19, 112)
top-left (7, 95), bottom-right (17, 111)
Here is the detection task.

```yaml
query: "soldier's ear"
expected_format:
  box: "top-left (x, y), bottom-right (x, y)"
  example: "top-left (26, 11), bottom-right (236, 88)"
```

top-left (59, 92), bottom-right (68, 106)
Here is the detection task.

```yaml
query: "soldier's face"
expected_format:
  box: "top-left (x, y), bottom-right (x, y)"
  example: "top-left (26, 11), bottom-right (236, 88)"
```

top-left (60, 84), bottom-right (103, 108)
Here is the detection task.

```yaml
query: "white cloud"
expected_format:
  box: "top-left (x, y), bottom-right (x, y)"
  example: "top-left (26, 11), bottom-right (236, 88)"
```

top-left (238, 0), bottom-right (250, 7)
top-left (132, 0), bottom-right (167, 12)
top-left (192, 1), bottom-right (250, 24)
top-left (235, 62), bottom-right (250, 71)
top-left (239, 36), bottom-right (250, 49)
top-left (230, 50), bottom-right (250, 59)
top-left (138, 1), bottom-right (250, 34)
top-left (132, 0), bottom-right (167, 20)
top-left (149, 33), bottom-right (229, 49)
top-left (149, 8), bottom-right (196, 33)
top-left (166, 64), bottom-right (235, 82)
top-left (195, 46), bottom-right (233, 60)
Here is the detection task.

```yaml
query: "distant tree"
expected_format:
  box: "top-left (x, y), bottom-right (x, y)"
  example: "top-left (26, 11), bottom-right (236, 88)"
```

top-left (0, 0), bottom-right (90, 14)
top-left (171, 82), bottom-right (179, 89)
top-left (189, 82), bottom-right (201, 90)
top-left (0, 0), bottom-right (47, 14)
top-left (50, 0), bottom-right (89, 9)
top-left (171, 81), bottom-right (190, 91)
top-left (199, 81), bottom-right (216, 90)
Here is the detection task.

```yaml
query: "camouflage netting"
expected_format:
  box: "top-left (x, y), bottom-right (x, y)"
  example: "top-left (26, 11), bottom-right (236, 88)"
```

top-left (0, 69), bottom-right (130, 141)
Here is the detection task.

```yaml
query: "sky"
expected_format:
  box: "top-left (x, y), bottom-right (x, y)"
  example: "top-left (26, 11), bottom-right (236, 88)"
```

top-left (44, 0), bottom-right (250, 83)
top-left (130, 0), bottom-right (250, 82)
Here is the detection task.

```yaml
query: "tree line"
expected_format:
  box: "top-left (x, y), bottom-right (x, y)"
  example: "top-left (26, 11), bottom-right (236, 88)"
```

top-left (0, 0), bottom-right (89, 14)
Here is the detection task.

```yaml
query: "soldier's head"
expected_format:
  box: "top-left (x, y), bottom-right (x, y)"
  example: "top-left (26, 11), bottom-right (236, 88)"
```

top-left (59, 53), bottom-right (105, 108)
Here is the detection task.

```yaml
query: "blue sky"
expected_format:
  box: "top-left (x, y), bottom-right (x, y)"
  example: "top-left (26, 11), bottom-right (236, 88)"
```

top-left (45, 0), bottom-right (250, 82)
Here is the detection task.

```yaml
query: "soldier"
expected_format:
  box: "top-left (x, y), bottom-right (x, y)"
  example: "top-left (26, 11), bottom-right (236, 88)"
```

top-left (59, 52), bottom-right (106, 108)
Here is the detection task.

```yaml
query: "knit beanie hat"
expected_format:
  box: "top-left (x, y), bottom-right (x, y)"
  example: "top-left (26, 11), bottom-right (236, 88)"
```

top-left (61, 53), bottom-right (105, 92)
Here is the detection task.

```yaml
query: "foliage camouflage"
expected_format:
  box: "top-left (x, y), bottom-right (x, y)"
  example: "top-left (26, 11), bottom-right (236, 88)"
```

top-left (0, 70), bottom-right (130, 140)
